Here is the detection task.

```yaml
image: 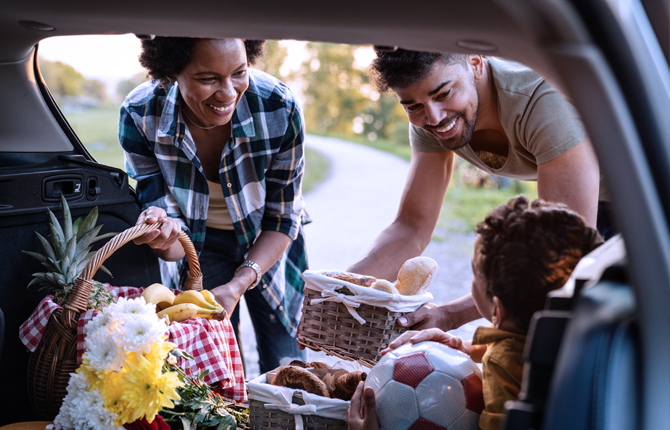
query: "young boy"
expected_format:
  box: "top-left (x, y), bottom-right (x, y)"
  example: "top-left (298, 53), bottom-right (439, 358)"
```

top-left (348, 196), bottom-right (603, 430)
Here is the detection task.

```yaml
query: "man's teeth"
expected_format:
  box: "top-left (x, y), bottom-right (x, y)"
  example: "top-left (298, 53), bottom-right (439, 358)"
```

top-left (436, 118), bottom-right (457, 133)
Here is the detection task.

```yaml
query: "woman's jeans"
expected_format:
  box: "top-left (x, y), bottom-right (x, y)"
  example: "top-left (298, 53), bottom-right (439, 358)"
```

top-left (199, 227), bottom-right (305, 375)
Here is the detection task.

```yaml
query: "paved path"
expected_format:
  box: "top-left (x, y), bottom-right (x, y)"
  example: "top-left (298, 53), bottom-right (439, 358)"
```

top-left (239, 135), bottom-right (485, 379)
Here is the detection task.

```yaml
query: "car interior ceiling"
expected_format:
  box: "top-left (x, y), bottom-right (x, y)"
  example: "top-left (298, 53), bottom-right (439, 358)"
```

top-left (0, 0), bottom-right (668, 428)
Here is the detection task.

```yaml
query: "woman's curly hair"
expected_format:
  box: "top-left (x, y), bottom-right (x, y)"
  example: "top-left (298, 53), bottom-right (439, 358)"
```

top-left (368, 48), bottom-right (467, 92)
top-left (475, 195), bottom-right (603, 332)
top-left (139, 37), bottom-right (266, 88)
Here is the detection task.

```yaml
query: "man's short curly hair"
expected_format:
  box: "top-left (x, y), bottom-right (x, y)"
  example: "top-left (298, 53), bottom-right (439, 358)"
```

top-left (139, 37), bottom-right (266, 88)
top-left (475, 196), bottom-right (603, 332)
top-left (368, 48), bottom-right (467, 92)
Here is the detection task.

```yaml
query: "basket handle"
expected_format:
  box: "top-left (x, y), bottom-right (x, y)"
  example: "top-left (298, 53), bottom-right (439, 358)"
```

top-left (62, 222), bottom-right (203, 321)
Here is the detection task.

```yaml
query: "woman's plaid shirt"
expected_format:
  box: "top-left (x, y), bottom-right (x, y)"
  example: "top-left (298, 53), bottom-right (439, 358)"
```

top-left (119, 69), bottom-right (308, 336)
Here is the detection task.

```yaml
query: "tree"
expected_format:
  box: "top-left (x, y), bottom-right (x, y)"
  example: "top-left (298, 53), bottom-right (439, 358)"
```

top-left (117, 72), bottom-right (149, 101)
top-left (39, 59), bottom-right (107, 105)
top-left (298, 43), bottom-right (408, 143)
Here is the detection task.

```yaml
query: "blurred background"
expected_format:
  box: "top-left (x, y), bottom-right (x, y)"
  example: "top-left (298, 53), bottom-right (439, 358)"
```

top-left (38, 34), bottom-right (539, 378)
top-left (38, 35), bottom-right (537, 236)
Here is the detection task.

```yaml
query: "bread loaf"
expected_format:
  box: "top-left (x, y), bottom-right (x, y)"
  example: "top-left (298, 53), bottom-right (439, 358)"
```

top-left (371, 279), bottom-right (399, 294)
top-left (396, 256), bottom-right (438, 295)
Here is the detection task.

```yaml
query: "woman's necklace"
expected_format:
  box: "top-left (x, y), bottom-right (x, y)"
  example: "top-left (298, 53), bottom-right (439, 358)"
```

top-left (182, 108), bottom-right (218, 130)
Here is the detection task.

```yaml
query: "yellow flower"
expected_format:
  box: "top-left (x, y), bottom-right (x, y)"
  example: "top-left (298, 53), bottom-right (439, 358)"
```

top-left (120, 346), bottom-right (184, 423)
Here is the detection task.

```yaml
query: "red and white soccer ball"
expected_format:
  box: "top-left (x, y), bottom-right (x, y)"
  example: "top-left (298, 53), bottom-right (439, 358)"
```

top-left (365, 340), bottom-right (485, 430)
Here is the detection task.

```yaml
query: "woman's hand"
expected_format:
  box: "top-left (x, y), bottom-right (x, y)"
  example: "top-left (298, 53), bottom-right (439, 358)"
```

top-left (133, 206), bottom-right (185, 261)
top-left (348, 381), bottom-right (380, 430)
top-left (382, 328), bottom-right (470, 356)
top-left (210, 273), bottom-right (255, 315)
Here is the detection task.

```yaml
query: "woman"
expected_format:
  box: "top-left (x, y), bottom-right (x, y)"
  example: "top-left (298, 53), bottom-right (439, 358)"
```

top-left (119, 37), bottom-right (307, 373)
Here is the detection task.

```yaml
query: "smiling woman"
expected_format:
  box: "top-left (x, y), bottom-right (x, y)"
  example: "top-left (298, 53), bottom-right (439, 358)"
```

top-left (119, 37), bottom-right (309, 374)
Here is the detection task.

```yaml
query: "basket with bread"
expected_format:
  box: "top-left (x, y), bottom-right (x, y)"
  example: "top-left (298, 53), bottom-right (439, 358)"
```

top-left (247, 359), bottom-right (366, 430)
top-left (297, 256), bottom-right (436, 368)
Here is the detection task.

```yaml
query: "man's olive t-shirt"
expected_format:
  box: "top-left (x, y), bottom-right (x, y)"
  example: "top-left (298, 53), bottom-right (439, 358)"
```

top-left (410, 57), bottom-right (608, 201)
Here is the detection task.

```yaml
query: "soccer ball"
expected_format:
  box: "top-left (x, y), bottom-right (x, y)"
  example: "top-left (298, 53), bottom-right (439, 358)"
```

top-left (365, 340), bottom-right (485, 430)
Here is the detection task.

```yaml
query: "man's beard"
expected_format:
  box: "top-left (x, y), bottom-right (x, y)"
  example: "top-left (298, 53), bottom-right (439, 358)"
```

top-left (433, 81), bottom-right (480, 151)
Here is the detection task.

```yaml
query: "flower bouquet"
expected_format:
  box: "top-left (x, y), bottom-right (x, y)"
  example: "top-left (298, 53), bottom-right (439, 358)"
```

top-left (52, 296), bottom-right (248, 430)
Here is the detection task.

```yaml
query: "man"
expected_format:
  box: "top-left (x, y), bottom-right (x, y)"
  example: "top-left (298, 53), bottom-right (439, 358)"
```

top-left (348, 49), bottom-right (608, 331)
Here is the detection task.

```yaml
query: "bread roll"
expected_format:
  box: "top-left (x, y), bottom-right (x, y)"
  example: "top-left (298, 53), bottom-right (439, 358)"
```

top-left (371, 279), bottom-right (399, 295)
top-left (396, 256), bottom-right (438, 295)
top-left (326, 272), bottom-right (377, 287)
top-left (271, 366), bottom-right (330, 397)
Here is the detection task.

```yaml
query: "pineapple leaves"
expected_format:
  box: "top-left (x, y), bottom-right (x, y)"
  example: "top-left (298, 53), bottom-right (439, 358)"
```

top-left (72, 217), bottom-right (83, 236)
top-left (47, 209), bottom-right (66, 260)
top-left (76, 225), bottom-right (102, 256)
top-left (60, 194), bottom-right (73, 243)
top-left (22, 250), bottom-right (46, 263)
top-left (98, 264), bottom-right (113, 278)
top-left (78, 206), bottom-right (99, 239)
top-left (65, 235), bottom-right (77, 263)
top-left (33, 232), bottom-right (56, 261)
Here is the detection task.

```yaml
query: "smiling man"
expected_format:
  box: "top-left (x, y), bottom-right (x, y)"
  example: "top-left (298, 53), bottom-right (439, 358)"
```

top-left (348, 49), bottom-right (609, 331)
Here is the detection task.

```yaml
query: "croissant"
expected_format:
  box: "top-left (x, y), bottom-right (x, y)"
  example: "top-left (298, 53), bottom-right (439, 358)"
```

top-left (271, 366), bottom-right (330, 397)
top-left (329, 371), bottom-right (367, 400)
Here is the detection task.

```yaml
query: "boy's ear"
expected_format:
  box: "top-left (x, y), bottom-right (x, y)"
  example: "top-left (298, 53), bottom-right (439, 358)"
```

top-left (491, 296), bottom-right (507, 329)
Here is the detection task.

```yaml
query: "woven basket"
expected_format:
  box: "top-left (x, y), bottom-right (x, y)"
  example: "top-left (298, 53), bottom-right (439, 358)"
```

top-left (249, 392), bottom-right (348, 430)
top-left (297, 286), bottom-right (408, 368)
top-left (26, 222), bottom-right (202, 419)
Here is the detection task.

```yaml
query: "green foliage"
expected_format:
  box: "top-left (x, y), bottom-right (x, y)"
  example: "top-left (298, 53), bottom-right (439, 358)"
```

top-left (298, 43), bottom-right (408, 143)
top-left (162, 354), bottom-right (249, 430)
top-left (254, 40), bottom-right (292, 82)
top-left (435, 180), bottom-right (539, 236)
top-left (39, 58), bottom-right (107, 104)
top-left (117, 71), bottom-right (149, 101)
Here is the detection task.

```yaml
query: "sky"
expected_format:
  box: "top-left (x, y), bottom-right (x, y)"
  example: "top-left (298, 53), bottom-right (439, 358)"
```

top-left (37, 35), bottom-right (375, 99)
top-left (37, 35), bottom-right (318, 97)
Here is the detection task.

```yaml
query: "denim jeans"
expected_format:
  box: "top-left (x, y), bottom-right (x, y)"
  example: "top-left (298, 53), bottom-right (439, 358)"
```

top-left (199, 227), bottom-right (305, 375)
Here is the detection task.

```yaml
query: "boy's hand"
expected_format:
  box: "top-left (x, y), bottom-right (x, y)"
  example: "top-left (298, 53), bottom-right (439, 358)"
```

top-left (348, 381), bottom-right (380, 430)
top-left (382, 328), bottom-right (470, 355)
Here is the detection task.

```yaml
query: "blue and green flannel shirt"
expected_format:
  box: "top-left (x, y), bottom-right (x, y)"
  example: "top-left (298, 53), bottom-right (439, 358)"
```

top-left (119, 69), bottom-right (307, 336)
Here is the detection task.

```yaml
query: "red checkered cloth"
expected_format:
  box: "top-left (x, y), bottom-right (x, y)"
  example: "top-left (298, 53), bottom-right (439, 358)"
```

top-left (19, 285), bottom-right (246, 402)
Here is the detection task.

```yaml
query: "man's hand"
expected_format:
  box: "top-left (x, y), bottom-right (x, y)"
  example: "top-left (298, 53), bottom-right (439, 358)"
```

top-left (348, 381), bottom-right (380, 430)
top-left (397, 294), bottom-right (482, 331)
top-left (382, 328), bottom-right (469, 356)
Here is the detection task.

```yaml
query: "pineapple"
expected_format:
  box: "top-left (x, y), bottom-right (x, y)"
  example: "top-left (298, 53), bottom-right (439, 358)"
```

top-left (23, 194), bottom-right (117, 311)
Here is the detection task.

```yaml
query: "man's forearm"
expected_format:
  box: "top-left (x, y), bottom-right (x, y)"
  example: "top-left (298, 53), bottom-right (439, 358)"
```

top-left (438, 294), bottom-right (481, 331)
top-left (347, 220), bottom-right (432, 280)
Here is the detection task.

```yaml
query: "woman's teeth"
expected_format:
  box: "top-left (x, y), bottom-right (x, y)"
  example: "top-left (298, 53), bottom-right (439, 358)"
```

top-left (208, 104), bottom-right (232, 112)
top-left (436, 117), bottom-right (457, 133)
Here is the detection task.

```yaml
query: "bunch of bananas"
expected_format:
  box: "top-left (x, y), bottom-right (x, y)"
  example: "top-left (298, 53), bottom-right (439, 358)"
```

top-left (141, 283), bottom-right (225, 323)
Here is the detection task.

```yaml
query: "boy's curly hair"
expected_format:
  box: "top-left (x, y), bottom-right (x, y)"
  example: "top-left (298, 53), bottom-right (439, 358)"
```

top-left (475, 196), bottom-right (603, 332)
top-left (139, 37), bottom-right (266, 89)
top-left (368, 48), bottom-right (467, 92)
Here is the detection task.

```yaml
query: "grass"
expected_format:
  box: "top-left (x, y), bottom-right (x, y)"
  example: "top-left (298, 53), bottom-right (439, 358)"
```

top-left (64, 105), bottom-right (332, 194)
top-left (314, 132), bottom-right (413, 162)
top-left (307, 129), bottom-right (539, 236)
top-left (303, 147), bottom-right (331, 194)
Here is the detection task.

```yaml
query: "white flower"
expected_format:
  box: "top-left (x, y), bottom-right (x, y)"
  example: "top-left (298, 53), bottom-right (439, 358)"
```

top-left (84, 329), bottom-right (127, 372)
top-left (84, 311), bottom-right (115, 337)
top-left (115, 313), bottom-right (167, 353)
top-left (113, 296), bottom-right (156, 318)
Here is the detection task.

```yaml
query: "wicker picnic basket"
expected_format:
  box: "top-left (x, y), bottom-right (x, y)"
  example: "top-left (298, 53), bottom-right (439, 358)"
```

top-left (249, 392), bottom-right (348, 430)
top-left (26, 222), bottom-right (202, 419)
top-left (297, 285), bottom-right (408, 368)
